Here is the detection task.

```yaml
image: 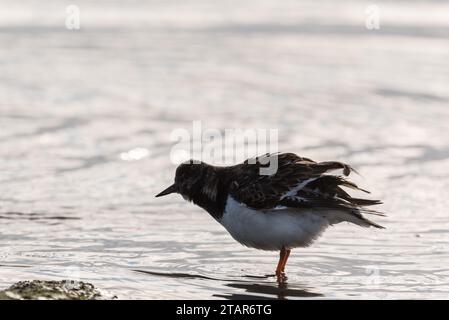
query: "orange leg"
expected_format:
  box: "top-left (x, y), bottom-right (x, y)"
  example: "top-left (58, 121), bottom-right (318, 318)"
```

top-left (280, 248), bottom-right (291, 272)
top-left (275, 247), bottom-right (291, 276)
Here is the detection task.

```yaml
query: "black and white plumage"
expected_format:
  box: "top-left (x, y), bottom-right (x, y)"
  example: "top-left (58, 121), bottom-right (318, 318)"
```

top-left (156, 153), bottom-right (384, 276)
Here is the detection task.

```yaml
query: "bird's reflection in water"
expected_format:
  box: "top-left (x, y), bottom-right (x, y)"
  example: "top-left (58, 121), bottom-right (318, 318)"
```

top-left (134, 270), bottom-right (322, 300)
top-left (214, 274), bottom-right (322, 300)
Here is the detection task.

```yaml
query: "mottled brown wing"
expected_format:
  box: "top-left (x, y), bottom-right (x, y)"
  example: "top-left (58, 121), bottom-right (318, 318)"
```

top-left (227, 153), bottom-right (359, 209)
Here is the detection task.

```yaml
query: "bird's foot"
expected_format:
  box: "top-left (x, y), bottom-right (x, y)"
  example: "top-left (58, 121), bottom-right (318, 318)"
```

top-left (275, 270), bottom-right (288, 283)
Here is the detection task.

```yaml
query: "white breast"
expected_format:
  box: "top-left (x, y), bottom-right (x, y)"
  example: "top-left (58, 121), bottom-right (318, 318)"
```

top-left (219, 196), bottom-right (330, 251)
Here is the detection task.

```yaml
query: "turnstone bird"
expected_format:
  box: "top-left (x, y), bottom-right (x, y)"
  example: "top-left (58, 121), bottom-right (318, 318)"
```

top-left (156, 153), bottom-right (384, 277)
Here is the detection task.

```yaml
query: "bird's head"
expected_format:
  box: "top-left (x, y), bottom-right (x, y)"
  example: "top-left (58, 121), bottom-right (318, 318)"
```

top-left (155, 160), bottom-right (207, 201)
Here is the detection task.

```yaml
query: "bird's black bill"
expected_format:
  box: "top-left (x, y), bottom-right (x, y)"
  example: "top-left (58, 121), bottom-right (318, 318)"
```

top-left (155, 184), bottom-right (177, 197)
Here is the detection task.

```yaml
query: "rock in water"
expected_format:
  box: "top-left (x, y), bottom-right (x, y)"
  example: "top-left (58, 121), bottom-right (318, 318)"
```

top-left (0, 280), bottom-right (116, 300)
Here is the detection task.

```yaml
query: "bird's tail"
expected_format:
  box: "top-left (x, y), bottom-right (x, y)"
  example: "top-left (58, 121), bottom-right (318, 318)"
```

top-left (326, 209), bottom-right (385, 229)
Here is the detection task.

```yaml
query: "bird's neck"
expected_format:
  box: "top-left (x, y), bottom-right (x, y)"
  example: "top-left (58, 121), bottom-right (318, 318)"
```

top-left (190, 166), bottom-right (229, 221)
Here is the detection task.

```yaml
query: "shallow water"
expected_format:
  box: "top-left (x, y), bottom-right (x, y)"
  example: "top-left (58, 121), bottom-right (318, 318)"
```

top-left (1, 0), bottom-right (449, 299)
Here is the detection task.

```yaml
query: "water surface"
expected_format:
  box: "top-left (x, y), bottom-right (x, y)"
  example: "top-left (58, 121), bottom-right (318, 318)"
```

top-left (1, 0), bottom-right (449, 299)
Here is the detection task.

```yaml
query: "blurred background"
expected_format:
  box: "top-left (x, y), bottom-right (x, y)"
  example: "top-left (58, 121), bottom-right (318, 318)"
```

top-left (0, 0), bottom-right (448, 299)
